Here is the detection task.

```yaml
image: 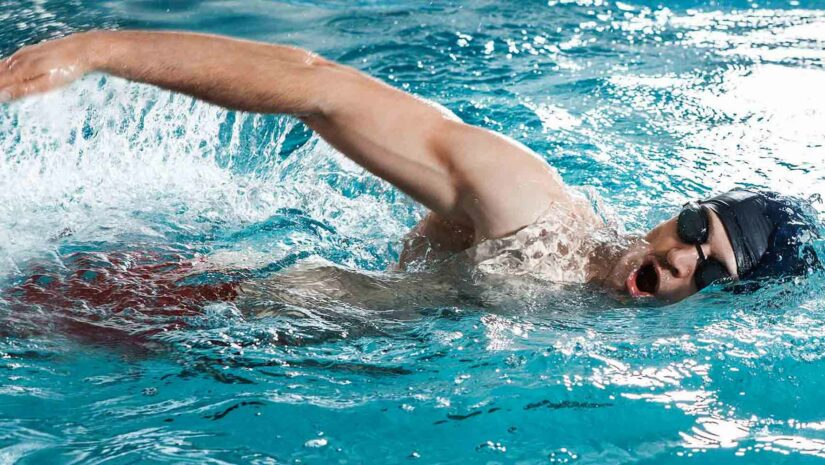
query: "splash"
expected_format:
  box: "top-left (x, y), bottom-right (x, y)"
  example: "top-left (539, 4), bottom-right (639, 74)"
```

top-left (0, 76), bottom-right (414, 277)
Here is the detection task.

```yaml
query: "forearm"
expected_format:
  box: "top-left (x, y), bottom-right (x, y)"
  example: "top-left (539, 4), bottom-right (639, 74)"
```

top-left (88, 30), bottom-right (335, 114)
top-left (88, 32), bottom-right (467, 216)
top-left (1, 30), bottom-right (563, 237)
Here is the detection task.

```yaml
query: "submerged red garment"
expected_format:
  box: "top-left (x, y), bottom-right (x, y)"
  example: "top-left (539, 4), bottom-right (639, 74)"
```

top-left (3, 251), bottom-right (239, 345)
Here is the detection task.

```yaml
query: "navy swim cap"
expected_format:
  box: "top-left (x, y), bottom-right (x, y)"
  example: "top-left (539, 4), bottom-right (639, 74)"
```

top-left (700, 189), bottom-right (821, 280)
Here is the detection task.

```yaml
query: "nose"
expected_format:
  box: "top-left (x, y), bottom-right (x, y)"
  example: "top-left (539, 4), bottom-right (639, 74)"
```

top-left (666, 245), bottom-right (700, 278)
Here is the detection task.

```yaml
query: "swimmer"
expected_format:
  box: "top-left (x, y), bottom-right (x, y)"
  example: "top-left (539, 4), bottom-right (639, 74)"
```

top-left (0, 31), bottom-right (820, 303)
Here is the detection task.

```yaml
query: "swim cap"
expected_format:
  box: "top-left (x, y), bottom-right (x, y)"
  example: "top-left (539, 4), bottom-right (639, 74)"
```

top-left (700, 189), bottom-right (821, 279)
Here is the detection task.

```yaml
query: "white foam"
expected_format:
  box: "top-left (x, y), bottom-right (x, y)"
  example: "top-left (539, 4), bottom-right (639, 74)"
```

top-left (0, 76), bottom-right (411, 277)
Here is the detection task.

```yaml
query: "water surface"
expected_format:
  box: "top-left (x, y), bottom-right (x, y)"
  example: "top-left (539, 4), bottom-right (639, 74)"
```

top-left (1, 0), bottom-right (825, 463)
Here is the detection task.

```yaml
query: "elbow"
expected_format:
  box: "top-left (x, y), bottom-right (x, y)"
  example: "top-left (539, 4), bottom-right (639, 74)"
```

top-left (301, 60), bottom-right (366, 118)
top-left (271, 54), bottom-right (345, 118)
top-left (309, 56), bottom-right (363, 85)
top-left (304, 51), bottom-right (334, 68)
top-left (303, 52), bottom-right (351, 76)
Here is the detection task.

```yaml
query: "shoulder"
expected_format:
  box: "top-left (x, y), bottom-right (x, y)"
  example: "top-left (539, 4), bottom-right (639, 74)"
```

top-left (430, 122), bottom-right (577, 239)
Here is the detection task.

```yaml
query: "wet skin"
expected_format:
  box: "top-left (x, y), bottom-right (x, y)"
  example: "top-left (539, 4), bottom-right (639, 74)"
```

top-left (606, 208), bottom-right (739, 303)
top-left (0, 31), bottom-right (741, 305)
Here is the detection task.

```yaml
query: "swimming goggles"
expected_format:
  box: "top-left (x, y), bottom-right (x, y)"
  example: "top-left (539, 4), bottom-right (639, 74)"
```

top-left (677, 203), bottom-right (732, 290)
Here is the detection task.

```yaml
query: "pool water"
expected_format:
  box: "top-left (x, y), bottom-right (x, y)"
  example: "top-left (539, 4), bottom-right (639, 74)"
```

top-left (2, 0), bottom-right (825, 463)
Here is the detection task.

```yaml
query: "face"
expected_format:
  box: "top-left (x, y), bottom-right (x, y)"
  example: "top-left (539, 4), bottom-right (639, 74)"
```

top-left (606, 208), bottom-right (739, 303)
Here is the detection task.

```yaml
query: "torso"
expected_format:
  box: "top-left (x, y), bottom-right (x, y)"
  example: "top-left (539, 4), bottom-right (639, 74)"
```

top-left (400, 191), bottom-right (614, 284)
top-left (461, 199), bottom-right (610, 283)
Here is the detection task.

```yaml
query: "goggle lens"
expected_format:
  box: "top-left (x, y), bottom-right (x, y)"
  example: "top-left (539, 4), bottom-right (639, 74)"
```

top-left (695, 259), bottom-right (729, 290)
top-left (677, 203), bottom-right (731, 290)
top-left (677, 204), bottom-right (709, 245)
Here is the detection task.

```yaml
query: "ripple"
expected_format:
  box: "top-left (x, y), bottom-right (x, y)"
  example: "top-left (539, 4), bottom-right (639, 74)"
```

top-left (1, 1), bottom-right (825, 464)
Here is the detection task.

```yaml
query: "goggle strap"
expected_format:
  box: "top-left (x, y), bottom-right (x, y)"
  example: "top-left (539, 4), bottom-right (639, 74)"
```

top-left (695, 243), bottom-right (706, 262)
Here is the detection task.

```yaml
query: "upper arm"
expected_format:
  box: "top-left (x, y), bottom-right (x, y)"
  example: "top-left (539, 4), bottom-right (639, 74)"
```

top-left (301, 61), bottom-right (569, 239)
top-left (430, 121), bottom-right (571, 238)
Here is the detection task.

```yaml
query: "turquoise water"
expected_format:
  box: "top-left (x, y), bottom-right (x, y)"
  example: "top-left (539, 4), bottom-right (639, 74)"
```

top-left (2, 0), bottom-right (825, 463)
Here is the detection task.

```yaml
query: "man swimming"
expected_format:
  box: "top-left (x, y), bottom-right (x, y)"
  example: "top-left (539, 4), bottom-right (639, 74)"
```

top-left (0, 30), bottom-right (819, 303)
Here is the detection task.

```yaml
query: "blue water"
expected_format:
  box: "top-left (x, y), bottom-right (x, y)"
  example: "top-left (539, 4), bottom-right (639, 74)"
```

top-left (2, 0), bottom-right (825, 463)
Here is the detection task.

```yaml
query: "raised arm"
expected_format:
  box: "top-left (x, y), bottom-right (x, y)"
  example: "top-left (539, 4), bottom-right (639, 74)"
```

top-left (0, 31), bottom-right (572, 240)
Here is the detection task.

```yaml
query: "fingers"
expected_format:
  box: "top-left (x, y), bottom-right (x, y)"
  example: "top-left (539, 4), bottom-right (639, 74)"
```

top-left (0, 51), bottom-right (42, 90)
top-left (0, 75), bottom-right (55, 102)
top-left (0, 36), bottom-right (88, 103)
top-left (0, 52), bottom-right (65, 102)
top-left (0, 57), bottom-right (18, 89)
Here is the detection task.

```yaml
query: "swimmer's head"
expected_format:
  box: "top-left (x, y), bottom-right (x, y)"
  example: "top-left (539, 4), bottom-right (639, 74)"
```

top-left (606, 189), bottom-right (821, 303)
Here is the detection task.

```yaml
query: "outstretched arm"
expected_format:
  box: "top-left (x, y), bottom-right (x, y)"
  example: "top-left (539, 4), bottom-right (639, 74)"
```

top-left (0, 31), bottom-right (572, 239)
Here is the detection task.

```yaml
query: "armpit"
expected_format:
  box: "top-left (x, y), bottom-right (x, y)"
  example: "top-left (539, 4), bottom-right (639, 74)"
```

top-left (397, 212), bottom-right (475, 270)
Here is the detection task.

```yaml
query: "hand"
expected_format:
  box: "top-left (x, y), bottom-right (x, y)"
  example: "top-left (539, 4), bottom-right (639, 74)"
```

top-left (0, 32), bottom-right (102, 102)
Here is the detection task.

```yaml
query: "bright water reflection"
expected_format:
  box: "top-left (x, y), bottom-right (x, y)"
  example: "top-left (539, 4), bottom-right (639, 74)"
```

top-left (0, 0), bottom-right (824, 463)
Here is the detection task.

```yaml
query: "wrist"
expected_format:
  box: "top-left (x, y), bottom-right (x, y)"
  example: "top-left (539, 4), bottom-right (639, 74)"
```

top-left (77, 30), bottom-right (118, 71)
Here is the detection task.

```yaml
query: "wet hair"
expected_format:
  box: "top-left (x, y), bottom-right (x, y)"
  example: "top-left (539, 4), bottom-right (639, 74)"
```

top-left (701, 189), bottom-right (822, 290)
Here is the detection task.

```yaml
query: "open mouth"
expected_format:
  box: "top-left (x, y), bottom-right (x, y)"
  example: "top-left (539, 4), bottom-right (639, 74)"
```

top-left (636, 262), bottom-right (659, 295)
top-left (626, 257), bottom-right (660, 298)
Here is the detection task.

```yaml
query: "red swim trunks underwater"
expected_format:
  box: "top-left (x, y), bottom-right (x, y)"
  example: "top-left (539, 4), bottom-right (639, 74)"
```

top-left (3, 250), bottom-right (239, 345)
